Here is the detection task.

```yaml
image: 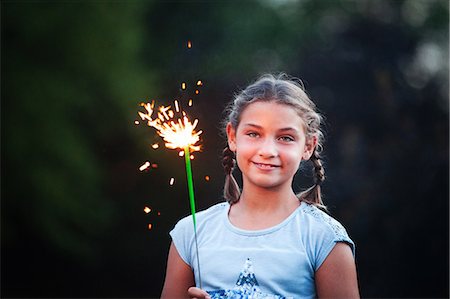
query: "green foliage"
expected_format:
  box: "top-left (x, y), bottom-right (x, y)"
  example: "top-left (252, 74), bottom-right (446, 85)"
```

top-left (2, 2), bottom-right (152, 258)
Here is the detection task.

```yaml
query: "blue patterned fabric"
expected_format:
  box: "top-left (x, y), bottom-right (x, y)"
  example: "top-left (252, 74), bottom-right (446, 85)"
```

top-left (208, 259), bottom-right (287, 299)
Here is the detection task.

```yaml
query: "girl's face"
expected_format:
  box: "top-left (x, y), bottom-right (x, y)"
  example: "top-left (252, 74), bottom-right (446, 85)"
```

top-left (227, 101), bottom-right (317, 192)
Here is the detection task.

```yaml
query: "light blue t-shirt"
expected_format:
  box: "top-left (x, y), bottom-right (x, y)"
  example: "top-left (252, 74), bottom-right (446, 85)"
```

top-left (170, 201), bottom-right (355, 299)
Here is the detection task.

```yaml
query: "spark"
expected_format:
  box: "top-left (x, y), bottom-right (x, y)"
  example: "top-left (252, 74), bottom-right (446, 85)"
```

top-left (169, 177), bottom-right (175, 185)
top-left (138, 100), bottom-right (202, 153)
top-left (195, 90), bottom-right (199, 95)
top-left (188, 99), bottom-right (193, 106)
top-left (139, 161), bottom-right (151, 171)
top-left (187, 40), bottom-right (192, 48)
top-left (134, 120), bottom-right (140, 125)
top-left (152, 143), bottom-right (159, 149)
top-left (157, 211), bottom-right (161, 216)
top-left (181, 82), bottom-right (186, 90)
top-left (159, 106), bottom-right (171, 120)
top-left (196, 80), bottom-right (203, 86)
top-left (148, 224), bottom-right (153, 230)
top-left (144, 206), bottom-right (151, 214)
top-left (205, 175), bottom-right (210, 181)
top-left (151, 163), bottom-right (158, 168)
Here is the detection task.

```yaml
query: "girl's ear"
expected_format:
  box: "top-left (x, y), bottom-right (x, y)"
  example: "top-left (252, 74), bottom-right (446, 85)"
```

top-left (302, 135), bottom-right (318, 160)
top-left (226, 122), bottom-right (237, 152)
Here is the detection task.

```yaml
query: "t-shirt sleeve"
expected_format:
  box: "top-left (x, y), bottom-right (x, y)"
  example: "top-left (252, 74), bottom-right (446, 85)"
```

top-left (169, 215), bottom-right (194, 267)
top-left (314, 217), bottom-right (355, 270)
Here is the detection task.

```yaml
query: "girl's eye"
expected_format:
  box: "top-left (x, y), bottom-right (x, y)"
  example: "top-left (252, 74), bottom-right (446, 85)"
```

top-left (279, 136), bottom-right (294, 142)
top-left (247, 132), bottom-right (259, 138)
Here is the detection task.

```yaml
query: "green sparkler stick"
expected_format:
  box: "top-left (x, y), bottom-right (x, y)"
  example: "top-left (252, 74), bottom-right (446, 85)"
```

top-left (184, 146), bottom-right (197, 228)
top-left (183, 146), bottom-right (202, 289)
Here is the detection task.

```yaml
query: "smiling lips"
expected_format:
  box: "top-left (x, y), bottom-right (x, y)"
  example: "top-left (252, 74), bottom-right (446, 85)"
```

top-left (252, 162), bottom-right (280, 170)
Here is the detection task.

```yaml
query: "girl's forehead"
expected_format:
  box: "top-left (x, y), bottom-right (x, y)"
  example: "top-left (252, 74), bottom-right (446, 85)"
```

top-left (239, 101), bottom-right (306, 129)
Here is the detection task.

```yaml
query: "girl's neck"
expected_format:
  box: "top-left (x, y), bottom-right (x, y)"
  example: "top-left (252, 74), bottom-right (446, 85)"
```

top-left (238, 188), bottom-right (298, 211)
top-left (228, 185), bottom-right (300, 230)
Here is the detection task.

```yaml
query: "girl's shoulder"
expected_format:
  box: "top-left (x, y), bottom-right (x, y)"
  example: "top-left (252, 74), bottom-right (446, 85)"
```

top-left (299, 202), bottom-right (354, 253)
top-left (197, 201), bottom-right (229, 220)
top-left (174, 201), bottom-right (228, 228)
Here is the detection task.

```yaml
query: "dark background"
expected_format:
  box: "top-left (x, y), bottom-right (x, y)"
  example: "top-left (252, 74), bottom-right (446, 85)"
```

top-left (2, 0), bottom-right (449, 298)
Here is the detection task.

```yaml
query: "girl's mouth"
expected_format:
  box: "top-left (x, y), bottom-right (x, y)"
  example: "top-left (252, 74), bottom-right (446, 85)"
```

top-left (253, 162), bottom-right (280, 170)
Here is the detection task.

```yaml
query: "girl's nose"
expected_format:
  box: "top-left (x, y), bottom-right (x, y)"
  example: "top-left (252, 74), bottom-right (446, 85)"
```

top-left (258, 138), bottom-right (277, 158)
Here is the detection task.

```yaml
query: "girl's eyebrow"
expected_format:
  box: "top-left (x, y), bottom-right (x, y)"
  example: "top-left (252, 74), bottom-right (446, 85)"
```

top-left (242, 123), bottom-right (300, 134)
top-left (242, 123), bottom-right (262, 129)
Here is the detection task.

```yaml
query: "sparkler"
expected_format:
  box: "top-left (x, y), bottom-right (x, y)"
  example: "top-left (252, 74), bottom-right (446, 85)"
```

top-left (138, 99), bottom-right (203, 288)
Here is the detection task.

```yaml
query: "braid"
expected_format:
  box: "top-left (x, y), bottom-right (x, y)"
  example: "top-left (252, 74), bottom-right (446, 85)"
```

top-left (298, 149), bottom-right (327, 210)
top-left (311, 150), bottom-right (325, 186)
top-left (222, 147), bottom-right (235, 175)
top-left (222, 147), bottom-right (241, 204)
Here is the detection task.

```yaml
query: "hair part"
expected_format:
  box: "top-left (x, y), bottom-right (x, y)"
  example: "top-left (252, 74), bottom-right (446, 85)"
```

top-left (222, 73), bottom-right (326, 209)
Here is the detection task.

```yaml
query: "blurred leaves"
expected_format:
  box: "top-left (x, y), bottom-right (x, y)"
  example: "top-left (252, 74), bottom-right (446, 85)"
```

top-left (2, 2), bottom-right (151, 257)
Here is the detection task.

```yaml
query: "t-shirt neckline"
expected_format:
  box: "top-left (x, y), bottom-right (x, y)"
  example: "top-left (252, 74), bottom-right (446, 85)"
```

top-left (223, 201), bottom-right (306, 236)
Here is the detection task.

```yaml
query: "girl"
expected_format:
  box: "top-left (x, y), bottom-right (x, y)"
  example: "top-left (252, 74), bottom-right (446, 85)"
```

top-left (161, 74), bottom-right (359, 299)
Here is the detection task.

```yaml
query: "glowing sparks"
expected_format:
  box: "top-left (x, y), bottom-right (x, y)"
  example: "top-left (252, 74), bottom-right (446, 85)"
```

top-left (187, 40), bottom-right (192, 48)
top-left (195, 90), bottom-right (200, 95)
top-left (139, 161), bottom-right (151, 171)
top-left (148, 224), bottom-right (153, 230)
top-left (134, 120), bottom-right (140, 125)
top-left (188, 99), bottom-right (193, 106)
top-left (144, 206), bottom-right (151, 214)
top-left (137, 95), bottom-right (203, 287)
top-left (181, 82), bottom-right (186, 90)
top-left (205, 175), bottom-right (210, 181)
top-left (197, 80), bottom-right (203, 86)
top-left (152, 143), bottom-right (159, 149)
top-left (138, 101), bottom-right (160, 128)
top-left (151, 163), bottom-right (158, 168)
top-left (138, 100), bottom-right (202, 153)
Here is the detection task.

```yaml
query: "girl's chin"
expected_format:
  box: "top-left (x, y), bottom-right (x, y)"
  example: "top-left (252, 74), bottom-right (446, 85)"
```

top-left (245, 178), bottom-right (285, 190)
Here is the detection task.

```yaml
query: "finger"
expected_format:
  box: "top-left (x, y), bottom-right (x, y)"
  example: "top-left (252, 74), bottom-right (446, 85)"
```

top-left (188, 287), bottom-right (211, 299)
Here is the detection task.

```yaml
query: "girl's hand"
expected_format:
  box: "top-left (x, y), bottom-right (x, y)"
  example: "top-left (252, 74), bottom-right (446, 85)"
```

top-left (188, 287), bottom-right (211, 299)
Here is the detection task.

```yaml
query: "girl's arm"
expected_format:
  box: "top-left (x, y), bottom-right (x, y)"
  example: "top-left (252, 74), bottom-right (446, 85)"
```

top-left (315, 242), bottom-right (360, 299)
top-left (161, 242), bottom-right (196, 299)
